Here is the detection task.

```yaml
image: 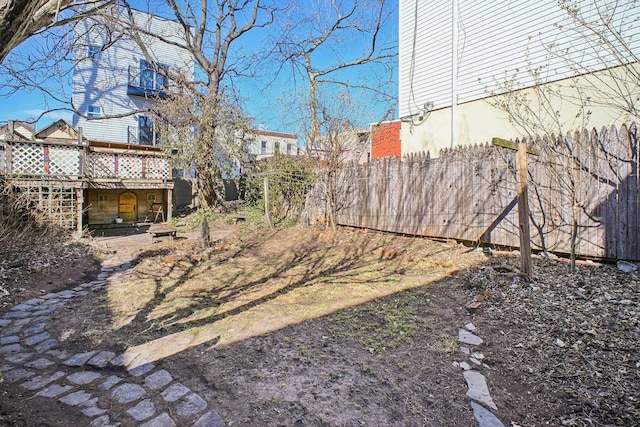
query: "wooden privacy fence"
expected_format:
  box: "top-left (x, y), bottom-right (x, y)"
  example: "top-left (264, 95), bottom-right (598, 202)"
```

top-left (304, 123), bottom-right (639, 261)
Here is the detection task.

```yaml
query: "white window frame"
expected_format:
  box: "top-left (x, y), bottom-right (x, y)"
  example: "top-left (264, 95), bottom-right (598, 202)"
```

top-left (88, 45), bottom-right (102, 60)
top-left (87, 105), bottom-right (102, 118)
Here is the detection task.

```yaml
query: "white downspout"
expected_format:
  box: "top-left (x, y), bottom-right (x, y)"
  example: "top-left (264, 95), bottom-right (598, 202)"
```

top-left (451, 0), bottom-right (458, 149)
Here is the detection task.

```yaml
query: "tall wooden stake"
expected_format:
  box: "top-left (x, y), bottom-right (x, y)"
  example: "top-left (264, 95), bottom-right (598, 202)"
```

top-left (263, 177), bottom-right (274, 229)
top-left (516, 141), bottom-right (533, 280)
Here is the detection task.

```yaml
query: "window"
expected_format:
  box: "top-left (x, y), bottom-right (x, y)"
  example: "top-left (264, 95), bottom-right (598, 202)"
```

top-left (97, 194), bottom-right (108, 211)
top-left (140, 59), bottom-right (154, 90)
top-left (147, 194), bottom-right (157, 203)
top-left (140, 59), bottom-right (168, 91)
top-left (87, 105), bottom-right (102, 118)
top-left (155, 64), bottom-right (169, 90)
top-left (261, 140), bottom-right (267, 154)
top-left (287, 144), bottom-right (292, 154)
top-left (138, 116), bottom-right (154, 146)
top-left (88, 45), bottom-right (102, 60)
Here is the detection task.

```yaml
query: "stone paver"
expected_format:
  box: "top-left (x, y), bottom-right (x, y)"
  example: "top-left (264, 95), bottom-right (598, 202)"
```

top-left (5, 352), bottom-right (34, 364)
top-left (89, 414), bottom-right (115, 427)
top-left (464, 322), bottom-right (477, 332)
top-left (63, 350), bottom-right (98, 367)
top-left (3, 368), bottom-right (35, 383)
top-left (36, 383), bottom-right (75, 398)
top-left (67, 371), bottom-right (103, 385)
top-left (59, 390), bottom-right (94, 406)
top-left (1, 325), bottom-right (24, 336)
top-left (464, 370), bottom-right (497, 410)
top-left (457, 323), bottom-right (505, 426)
top-left (4, 310), bottom-right (32, 319)
top-left (0, 343), bottom-right (25, 355)
top-left (127, 399), bottom-right (157, 421)
top-left (21, 371), bottom-right (65, 391)
top-left (22, 323), bottom-right (46, 336)
top-left (0, 264), bottom-right (224, 427)
top-left (471, 401), bottom-right (505, 427)
top-left (0, 335), bottom-right (19, 345)
top-left (25, 331), bottom-right (52, 346)
top-left (111, 382), bottom-right (147, 404)
top-left (25, 357), bottom-right (55, 369)
top-left (161, 383), bottom-right (190, 402)
top-left (129, 362), bottom-right (155, 377)
top-left (87, 351), bottom-right (117, 368)
top-left (144, 369), bottom-right (173, 390)
top-left (141, 412), bottom-right (176, 427)
top-left (46, 349), bottom-right (69, 360)
top-left (175, 393), bottom-right (207, 417)
top-left (83, 404), bottom-right (108, 417)
top-left (458, 329), bottom-right (484, 346)
top-left (34, 338), bottom-right (59, 352)
top-left (13, 318), bottom-right (34, 327)
top-left (57, 290), bottom-right (77, 299)
top-left (193, 410), bottom-right (225, 427)
top-left (11, 303), bottom-right (35, 312)
top-left (108, 354), bottom-right (126, 367)
top-left (99, 375), bottom-right (123, 390)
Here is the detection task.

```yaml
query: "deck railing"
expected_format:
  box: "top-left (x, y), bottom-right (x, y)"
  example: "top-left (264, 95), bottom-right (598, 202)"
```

top-left (0, 140), bottom-right (171, 180)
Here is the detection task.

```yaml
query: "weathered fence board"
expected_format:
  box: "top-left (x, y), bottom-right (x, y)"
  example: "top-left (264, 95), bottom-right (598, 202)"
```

top-left (304, 123), bottom-right (640, 261)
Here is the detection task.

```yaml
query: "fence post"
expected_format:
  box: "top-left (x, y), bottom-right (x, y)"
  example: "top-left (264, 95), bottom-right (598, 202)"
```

top-left (76, 188), bottom-right (84, 237)
top-left (264, 176), bottom-right (274, 229)
top-left (516, 141), bottom-right (533, 280)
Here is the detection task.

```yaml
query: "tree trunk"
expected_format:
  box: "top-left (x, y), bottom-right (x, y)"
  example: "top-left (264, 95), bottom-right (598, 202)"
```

top-left (569, 202), bottom-right (579, 273)
top-left (0, 0), bottom-right (71, 63)
top-left (196, 167), bottom-right (223, 210)
top-left (326, 169), bottom-right (337, 233)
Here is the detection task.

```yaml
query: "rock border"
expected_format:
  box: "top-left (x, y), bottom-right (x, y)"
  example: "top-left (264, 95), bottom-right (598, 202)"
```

top-left (0, 265), bottom-right (224, 427)
top-left (454, 322), bottom-right (505, 427)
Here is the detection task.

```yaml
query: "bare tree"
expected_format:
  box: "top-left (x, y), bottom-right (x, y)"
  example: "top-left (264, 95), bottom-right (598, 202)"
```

top-left (275, 0), bottom-right (396, 230)
top-left (120, 0), bottom-right (279, 209)
top-left (489, 0), bottom-right (639, 271)
top-left (0, 0), bottom-right (113, 64)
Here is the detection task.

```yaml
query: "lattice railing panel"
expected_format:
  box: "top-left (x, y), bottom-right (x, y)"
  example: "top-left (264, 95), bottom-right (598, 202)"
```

top-left (87, 153), bottom-right (116, 178)
top-left (49, 146), bottom-right (81, 176)
top-left (119, 155), bottom-right (144, 179)
top-left (146, 157), bottom-right (170, 179)
top-left (12, 143), bottom-right (45, 175)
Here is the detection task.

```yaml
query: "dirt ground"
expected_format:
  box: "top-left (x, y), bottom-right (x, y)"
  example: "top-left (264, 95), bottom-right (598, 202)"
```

top-left (0, 223), bottom-right (638, 426)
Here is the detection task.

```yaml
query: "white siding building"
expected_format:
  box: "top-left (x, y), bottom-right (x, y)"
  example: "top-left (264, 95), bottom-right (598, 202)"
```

top-left (72, 7), bottom-right (193, 145)
top-left (398, 0), bottom-right (640, 156)
top-left (244, 130), bottom-right (300, 161)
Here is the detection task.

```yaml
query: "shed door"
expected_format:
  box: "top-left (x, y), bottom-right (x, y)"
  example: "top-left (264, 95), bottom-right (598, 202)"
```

top-left (118, 192), bottom-right (137, 222)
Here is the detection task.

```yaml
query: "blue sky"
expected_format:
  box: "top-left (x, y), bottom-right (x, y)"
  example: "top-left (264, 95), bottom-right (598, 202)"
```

top-left (0, 0), bottom-right (398, 135)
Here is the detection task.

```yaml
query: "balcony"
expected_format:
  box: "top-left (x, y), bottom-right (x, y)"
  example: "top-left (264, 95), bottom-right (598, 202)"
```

top-left (127, 65), bottom-right (182, 99)
top-left (127, 126), bottom-right (159, 146)
top-left (0, 140), bottom-right (171, 181)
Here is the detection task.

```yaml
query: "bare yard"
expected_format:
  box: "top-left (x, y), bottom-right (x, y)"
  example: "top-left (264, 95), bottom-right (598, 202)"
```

top-left (1, 224), bottom-right (638, 426)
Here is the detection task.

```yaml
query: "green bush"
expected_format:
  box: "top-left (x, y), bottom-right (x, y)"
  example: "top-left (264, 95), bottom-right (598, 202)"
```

top-left (245, 154), bottom-right (317, 225)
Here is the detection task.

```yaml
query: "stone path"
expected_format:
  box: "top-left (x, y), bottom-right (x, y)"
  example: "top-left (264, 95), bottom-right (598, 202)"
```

top-left (0, 263), bottom-right (225, 427)
top-left (454, 322), bottom-right (505, 427)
